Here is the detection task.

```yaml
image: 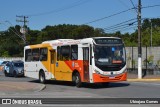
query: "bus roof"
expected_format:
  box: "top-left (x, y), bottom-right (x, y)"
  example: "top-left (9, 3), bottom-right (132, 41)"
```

top-left (25, 37), bottom-right (121, 48)
top-left (42, 37), bottom-right (121, 44)
top-left (42, 39), bottom-right (74, 44)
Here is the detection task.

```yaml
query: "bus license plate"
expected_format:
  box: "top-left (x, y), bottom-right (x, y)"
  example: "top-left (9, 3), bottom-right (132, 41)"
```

top-left (109, 76), bottom-right (115, 79)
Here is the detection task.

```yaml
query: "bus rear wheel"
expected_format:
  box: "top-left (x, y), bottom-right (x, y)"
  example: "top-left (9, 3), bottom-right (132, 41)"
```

top-left (73, 72), bottom-right (82, 88)
top-left (39, 71), bottom-right (46, 84)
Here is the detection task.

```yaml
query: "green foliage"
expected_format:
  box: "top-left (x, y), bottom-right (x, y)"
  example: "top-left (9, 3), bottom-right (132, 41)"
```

top-left (148, 55), bottom-right (154, 64)
top-left (1, 51), bottom-right (10, 57)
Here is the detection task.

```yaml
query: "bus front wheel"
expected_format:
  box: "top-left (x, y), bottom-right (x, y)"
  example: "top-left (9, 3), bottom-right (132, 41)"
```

top-left (73, 72), bottom-right (82, 88)
top-left (39, 71), bottom-right (46, 84)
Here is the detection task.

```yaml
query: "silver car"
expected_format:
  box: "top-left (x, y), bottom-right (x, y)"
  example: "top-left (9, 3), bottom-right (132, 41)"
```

top-left (4, 60), bottom-right (24, 77)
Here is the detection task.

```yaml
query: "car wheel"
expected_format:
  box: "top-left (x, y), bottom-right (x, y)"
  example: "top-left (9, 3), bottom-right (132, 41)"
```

top-left (4, 70), bottom-right (8, 77)
top-left (13, 71), bottom-right (17, 78)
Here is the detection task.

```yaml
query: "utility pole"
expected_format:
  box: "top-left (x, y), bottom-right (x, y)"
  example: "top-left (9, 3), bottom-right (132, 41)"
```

top-left (16, 15), bottom-right (28, 44)
top-left (138, 0), bottom-right (142, 79)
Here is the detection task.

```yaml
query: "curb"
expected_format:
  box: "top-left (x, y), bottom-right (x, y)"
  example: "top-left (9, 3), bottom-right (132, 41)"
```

top-left (127, 79), bottom-right (160, 82)
top-left (0, 82), bottom-right (46, 92)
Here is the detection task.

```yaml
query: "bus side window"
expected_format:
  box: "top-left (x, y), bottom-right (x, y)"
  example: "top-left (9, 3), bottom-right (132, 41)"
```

top-left (32, 48), bottom-right (40, 61)
top-left (61, 46), bottom-right (70, 61)
top-left (57, 46), bottom-right (61, 61)
top-left (25, 49), bottom-right (32, 62)
top-left (40, 48), bottom-right (48, 61)
top-left (71, 45), bottom-right (78, 60)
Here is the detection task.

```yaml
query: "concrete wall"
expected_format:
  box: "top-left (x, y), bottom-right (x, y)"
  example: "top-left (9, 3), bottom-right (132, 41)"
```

top-left (126, 47), bottom-right (160, 68)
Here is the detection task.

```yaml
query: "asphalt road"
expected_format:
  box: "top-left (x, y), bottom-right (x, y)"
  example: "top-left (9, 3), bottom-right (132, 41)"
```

top-left (0, 72), bottom-right (160, 107)
top-left (0, 72), bottom-right (160, 98)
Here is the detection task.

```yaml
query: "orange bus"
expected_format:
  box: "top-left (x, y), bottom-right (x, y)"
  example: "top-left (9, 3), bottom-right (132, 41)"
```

top-left (24, 37), bottom-right (127, 87)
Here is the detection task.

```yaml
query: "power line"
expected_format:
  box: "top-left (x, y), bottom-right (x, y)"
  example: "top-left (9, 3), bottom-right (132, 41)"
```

top-left (103, 18), bottom-right (137, 30)
top-left (0, 22), bottom-right (25, 42)
top-left (84, 7), bottom-right (135, 25)
top-left (84, 4), bottom-right (160, 25)
top-left (105, 24), bottom-right (137, 33)
top-left (142, 4), bottom-right (160, 9)
top-left (27, 0), bottom-right (91, 17)
top-left (104, 22), bottom-right (137, 31)
top-left (5, 21), bottom-right (21, 37)
top-left (118, 0), bottom-right (130, 9)
top-left (130, 0), bottom-right (138, 13)
top-left (103, 16), bottom-right (160, 33)
top-left (104, 21), bottom-right (138, 32)
top-left (105, 25), bottom-right (137, 33)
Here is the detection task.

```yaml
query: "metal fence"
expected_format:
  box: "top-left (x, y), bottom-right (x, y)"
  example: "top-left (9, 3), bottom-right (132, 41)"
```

top-left (126, 47), bottom-right (160, 75)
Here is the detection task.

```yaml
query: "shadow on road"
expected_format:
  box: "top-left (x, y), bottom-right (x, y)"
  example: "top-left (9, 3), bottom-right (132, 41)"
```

top-left (80, 82), bottom-right (130, 89)
top-left (29, 80), bottom-right (130, 89)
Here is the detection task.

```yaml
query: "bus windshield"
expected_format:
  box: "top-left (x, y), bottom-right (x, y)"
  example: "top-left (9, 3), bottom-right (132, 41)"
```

top-left (94, 44), bottom-right (126, 71)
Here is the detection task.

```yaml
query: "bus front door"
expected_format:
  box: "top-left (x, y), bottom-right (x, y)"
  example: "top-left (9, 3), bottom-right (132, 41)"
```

top-left (83, 47), bottom-right (89, 82)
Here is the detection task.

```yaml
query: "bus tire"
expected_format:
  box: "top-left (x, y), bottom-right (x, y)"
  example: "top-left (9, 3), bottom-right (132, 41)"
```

top-left (39, 71), bottom-right (46, 84)
top-left (73, 72), bottom-right (82, 88)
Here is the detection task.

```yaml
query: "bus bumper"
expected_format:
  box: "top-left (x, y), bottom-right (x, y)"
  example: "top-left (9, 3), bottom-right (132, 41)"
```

top-left (93, 72), bottom-right (127, 83)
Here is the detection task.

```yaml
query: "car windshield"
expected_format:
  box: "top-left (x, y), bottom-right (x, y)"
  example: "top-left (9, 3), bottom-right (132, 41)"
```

top-left (1, 61), bottom-right (9, 65)
top-left (14, 63), bottom-right (24, 67)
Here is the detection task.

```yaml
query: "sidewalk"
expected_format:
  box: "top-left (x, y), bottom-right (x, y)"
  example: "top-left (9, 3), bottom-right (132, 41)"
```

top-left (0, 71), bottom-right (46, 93)
top-left (127, 73), bottom-right (160, 82)
top-left (0, 81), bottom-right (45, 93)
